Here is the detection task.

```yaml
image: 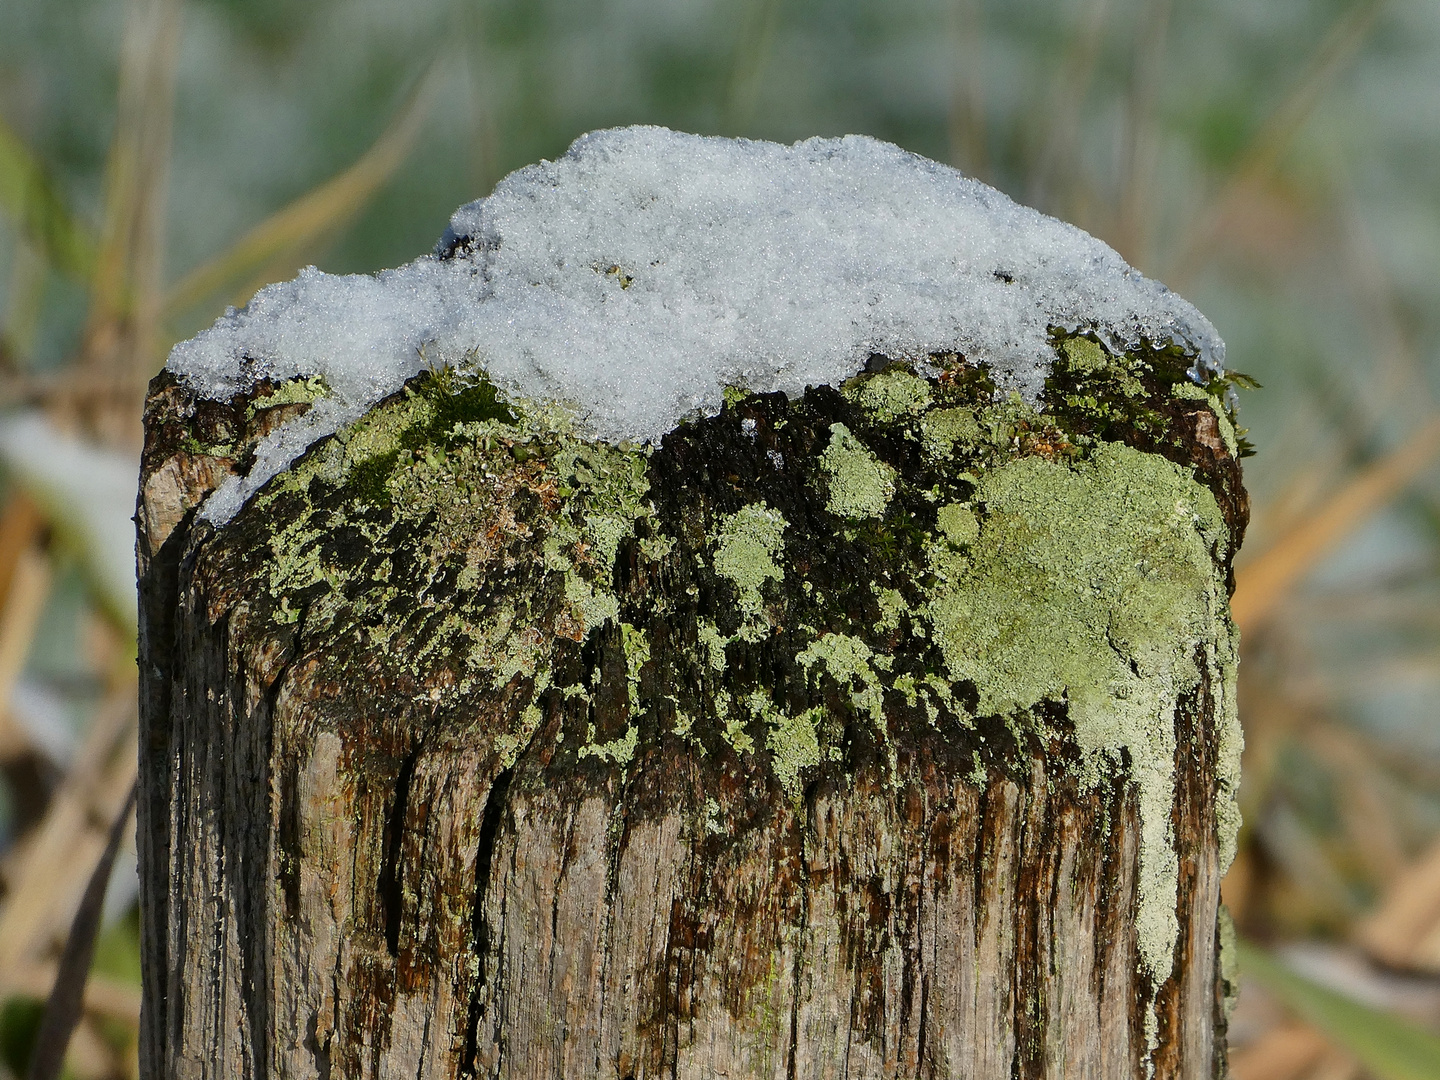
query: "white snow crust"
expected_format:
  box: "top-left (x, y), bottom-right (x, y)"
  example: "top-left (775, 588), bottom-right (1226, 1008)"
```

top-left (168, 125), bottom-right (1226, 524)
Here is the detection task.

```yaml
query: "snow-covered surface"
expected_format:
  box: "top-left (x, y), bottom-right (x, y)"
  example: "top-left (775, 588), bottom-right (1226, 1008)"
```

top-left (168, 126), bottom-right (1225, 524)
top-left (0, 412), bottom-right (138, 628)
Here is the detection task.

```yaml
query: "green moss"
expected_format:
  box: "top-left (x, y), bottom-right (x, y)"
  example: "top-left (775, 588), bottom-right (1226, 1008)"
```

top-left (712, 502), bottom-right (786, 640)
top-left (820, 423), bottom-right (895, 518)
top-left (1059, 336), bottom-right (1143, 395)
top-left (923, 439), bottom-right (1235, 979)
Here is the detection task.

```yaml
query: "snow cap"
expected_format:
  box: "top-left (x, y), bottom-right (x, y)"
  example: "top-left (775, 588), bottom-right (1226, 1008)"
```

top-left (168, 126), bottom-right (1225, 523)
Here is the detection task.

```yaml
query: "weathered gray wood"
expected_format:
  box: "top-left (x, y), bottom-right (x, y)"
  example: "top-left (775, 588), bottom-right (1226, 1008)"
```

top-left (137, 341), bottom-right (1246, 1079)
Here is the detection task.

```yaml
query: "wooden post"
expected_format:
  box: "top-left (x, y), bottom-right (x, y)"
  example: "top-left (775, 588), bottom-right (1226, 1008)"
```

top-left (137, 335), bottom-right (1246, 1078)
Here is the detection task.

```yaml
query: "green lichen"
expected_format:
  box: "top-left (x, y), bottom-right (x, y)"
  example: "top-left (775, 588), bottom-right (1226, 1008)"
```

top-left (719, 692), bottom-right (756, 755)
top-left (844, 367), bottom-right (933, 422)
top-left (923, 438), bottom-right (1236, 980)
top-left (820, 423), bottom-right (895, 518)
top-left (621, 622), bottom-right (650, 713)
top-left (919, 406), bottom-right (982, 461)
top-left (765, 705), bottom-right (825, 804)
top-left (796, 632), bottom-right (885, 725)
top-left (875, 587), bottom-right (907, 633)
top-left (935, 503), bottom-right (980, 547)
top-left (1213, 631), bottom-right (1244, 871)
top-left (712, 502), bottom-right (786, 641)
top-left (248, 373), bottom-right (328, 417)
top-left (579, 722), bottom-right (639, 765)
top-left (493, 667), bottom-right (552, 768)
top-left (702, 797), bottom-right (724, 835)
top-left (639, 532), bottom-right (676, 561)
top-left (696, 619), bottom-right (730, 672)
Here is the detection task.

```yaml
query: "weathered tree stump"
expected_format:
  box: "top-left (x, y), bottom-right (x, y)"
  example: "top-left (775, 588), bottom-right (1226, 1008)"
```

top-left (138, 328), bottom-right (1246, 1077)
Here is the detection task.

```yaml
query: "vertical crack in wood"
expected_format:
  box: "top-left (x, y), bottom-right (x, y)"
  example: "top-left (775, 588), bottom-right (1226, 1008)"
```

top-left (238, 650), bottom-right (292, 1080)
top-left (594, 773), bottom-right (634, 1077)
top-left (380, 747), bottom-right (421, 959)
top-left (461, 767), bottom-right (512, 1076)
top-left (1013, 760), bottom-right (1046, 1080)
top-left (786, 777), bottom-right (818, 1080)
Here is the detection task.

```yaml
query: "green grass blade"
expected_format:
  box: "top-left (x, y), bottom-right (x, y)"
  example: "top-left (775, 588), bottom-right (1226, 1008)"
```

top-left (161, 62), bottom-right (438, 324)
top-left (0, 119), bottom-right (94, 282)
top-left (1237, 939), bottom-right (1440, 1080)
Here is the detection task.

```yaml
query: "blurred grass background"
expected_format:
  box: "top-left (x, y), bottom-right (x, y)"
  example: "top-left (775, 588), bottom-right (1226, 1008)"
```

top-left (3, 0), bottom-right (1440, 1076)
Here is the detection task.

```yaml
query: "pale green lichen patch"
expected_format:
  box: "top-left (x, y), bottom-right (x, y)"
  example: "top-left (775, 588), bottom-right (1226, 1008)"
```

top-left (712, 502), bottom-right (787, 640)
top-left (919, 406), bottom-right (982, 461)
top-left (696, 619), bottom-right (730, 672)
top-left (1212, 631), bottom-right (1244, 870)
top-left (796, 632), bottom-right (885, 725)
top-left (621, 622), bottom-right (650, 713)
top-left (716, 692), bottom-right (756, 754)
top-left (844, 367), bottom-right (933, 422)
top-left (579, 722), bottom-right (639, 764)
top-left (935, 503), bottom-right (979, 547)
top-left (923, 438), bottom-right (1235, 980)
top-left (820, 423), bottom-right (895, 518)
top-left (874, 587), bottom-right (907, 633)
top-left (764, 703), bottom-right (825, 805)
top-left (248, 373), bottom-right (329, 416)
top-left (639, 531), bottom-right (676, 561)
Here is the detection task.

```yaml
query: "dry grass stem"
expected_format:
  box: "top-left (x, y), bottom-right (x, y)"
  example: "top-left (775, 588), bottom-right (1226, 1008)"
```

top-left (161, 63), bottom-right (440, 324)
top-left (1231, 415), bottom-right (1440, 633)
top-left (1169, 0), bottom-right (1387, 284)
top-left (0, 680), bottom-right (138, 976)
